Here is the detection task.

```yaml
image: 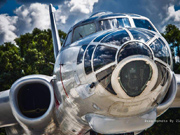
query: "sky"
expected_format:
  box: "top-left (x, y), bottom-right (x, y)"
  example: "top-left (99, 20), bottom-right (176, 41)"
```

top-left (0, 0), bottom-right (180, 45)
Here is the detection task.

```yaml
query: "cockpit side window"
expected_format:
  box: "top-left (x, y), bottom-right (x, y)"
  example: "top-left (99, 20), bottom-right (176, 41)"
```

top-left (72, 23), bottom-right (96, 43)
top-left (64, 31), bottom-right (72, 46)
top-left (133, 19), bottom-right (156, 32)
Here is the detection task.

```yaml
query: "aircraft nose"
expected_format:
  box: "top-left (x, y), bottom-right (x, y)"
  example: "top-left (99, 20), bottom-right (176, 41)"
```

top-left (111, 41), bottom-right (158, 98)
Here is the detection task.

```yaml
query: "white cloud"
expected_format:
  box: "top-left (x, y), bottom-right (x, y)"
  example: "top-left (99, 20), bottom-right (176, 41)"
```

top-left (0, 3), bottom-right (50, 45)
top-left (0, 14), bottom-right (17, 44)
top-left (0, 0), bottom-right (99, 45)
top-left (164, 5), bottom-right (180, 22)
top-left (14, 3), bottom-right (50, 35)
top-left (162, 5), bottom-right (180, 30)
top-left (168, 5), bottom-right (180, 22)
top-left (55, 0), bottom-right (98, 32)
top-left (69, 0), bottom-right (98, 14)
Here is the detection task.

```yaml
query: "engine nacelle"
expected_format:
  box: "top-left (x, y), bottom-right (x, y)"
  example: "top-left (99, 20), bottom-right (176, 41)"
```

top-left (9, 75), bottom-right (55, 134)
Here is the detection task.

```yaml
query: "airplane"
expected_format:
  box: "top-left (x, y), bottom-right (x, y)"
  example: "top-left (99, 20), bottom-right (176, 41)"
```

top-left (0, 3), bottom-right (180, 135)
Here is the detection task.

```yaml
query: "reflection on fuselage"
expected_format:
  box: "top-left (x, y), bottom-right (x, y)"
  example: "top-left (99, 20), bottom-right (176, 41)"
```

top-left (77, 28), bottom-right (171, 98)
top-left (54, 27), bottom-right (173, 135)
top-left (93, 45), bottom-right (117, 71)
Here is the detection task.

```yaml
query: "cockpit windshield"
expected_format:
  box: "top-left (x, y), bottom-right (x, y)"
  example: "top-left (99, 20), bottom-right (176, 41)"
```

top-left (100, 18), bottom-right (131, 30)
top-left (65, 15), bottom-right (158, 46)
top-left (72, 23), bottom-right (96, 42)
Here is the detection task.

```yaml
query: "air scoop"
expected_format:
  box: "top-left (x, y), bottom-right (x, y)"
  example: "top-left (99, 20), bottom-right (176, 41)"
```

top-left (111, 41), bottom-right (158, 99)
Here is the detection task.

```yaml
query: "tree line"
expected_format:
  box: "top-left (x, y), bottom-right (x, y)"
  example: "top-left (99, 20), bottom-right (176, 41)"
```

top-left (0, 28), bottom-right (66, 92)
top-left (0, 25), bottom-right (180, 134)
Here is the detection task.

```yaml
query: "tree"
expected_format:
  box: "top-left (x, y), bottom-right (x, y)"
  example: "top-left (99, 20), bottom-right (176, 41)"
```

top-left (0, 28), bottom-right (66, 92)
top-left (162, 24), bottom-right (180, 73)
top-left (0, 42), bottom-right (24, 90)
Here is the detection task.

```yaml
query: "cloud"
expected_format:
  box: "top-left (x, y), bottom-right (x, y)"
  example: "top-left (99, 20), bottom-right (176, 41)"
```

top-left (0, 3), bottom-right (50, 45)
top-left (55, 0), bottom-right (98, 32)
top-left (0, 0), bottom-right (99, 45)
top-left (0, 14), bottom-right (17, 45)
top-left (69, 0), bottom-right (98, 14)
top-left (14, 3), bottom-right (50, 35)
top-left (161, 5), bottom-right (180, 31)
top-left (165, 5), bottom-right (180, 22)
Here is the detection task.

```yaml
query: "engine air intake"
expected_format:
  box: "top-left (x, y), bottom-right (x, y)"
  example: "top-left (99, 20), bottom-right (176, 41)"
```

top-left (17, 83), bottom-right (50, 118)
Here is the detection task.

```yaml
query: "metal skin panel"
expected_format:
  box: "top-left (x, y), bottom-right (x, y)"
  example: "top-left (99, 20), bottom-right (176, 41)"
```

top-left (0, 4), bottom-right (179, 135)
top-left (157, 74), bottom-right (177, 116)
top-left (85, 110), bottom-right (156, 134)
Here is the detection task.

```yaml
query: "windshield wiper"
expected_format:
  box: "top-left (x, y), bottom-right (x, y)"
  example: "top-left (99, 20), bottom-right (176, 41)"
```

top-left (79, 33), bottom-right (83, 38)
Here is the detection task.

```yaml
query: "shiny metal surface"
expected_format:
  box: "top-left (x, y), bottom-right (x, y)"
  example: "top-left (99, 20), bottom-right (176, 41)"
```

top-left (49, 4), bottom-right (61, 60)
top-left (85, 109), bottom-right (156, 134)
top-left (157, 73), bottom-right (176, 116)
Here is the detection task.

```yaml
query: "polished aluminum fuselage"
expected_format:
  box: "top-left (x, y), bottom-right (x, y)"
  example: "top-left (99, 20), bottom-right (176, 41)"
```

top-left (51, 27), bottom-right (177, 134)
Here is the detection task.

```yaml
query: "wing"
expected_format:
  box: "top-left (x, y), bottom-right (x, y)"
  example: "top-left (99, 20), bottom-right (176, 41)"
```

top-left (0, 90), bottom-right (17, 128)
top-left (170, 74), bottom-right (180, 108)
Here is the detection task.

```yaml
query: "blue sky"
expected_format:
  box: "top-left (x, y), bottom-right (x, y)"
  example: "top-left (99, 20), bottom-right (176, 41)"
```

top-left (0, 0), bottom-right (180, 45)
top-left (0, 0), bottom-right (20, 16)
top-left (0, 0), bottom-right (58, 15)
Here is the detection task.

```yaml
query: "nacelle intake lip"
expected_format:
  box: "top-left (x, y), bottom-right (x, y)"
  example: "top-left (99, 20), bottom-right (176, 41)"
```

top-left (9, 75), bottom-right (55, 127)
